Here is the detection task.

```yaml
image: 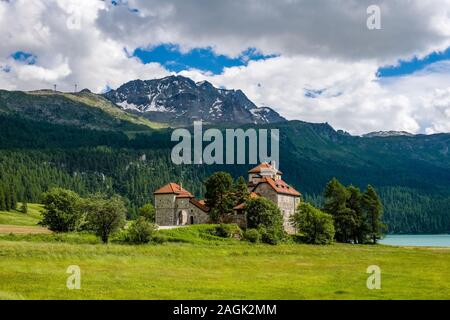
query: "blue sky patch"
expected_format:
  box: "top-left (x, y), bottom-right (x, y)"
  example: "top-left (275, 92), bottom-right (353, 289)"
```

top-left (133, 44), bottom-right (277, 74)
top-left (378, 47), bottom-right (450, 77)
top-left (304, 88), bottom-right (326, 98)
top-left (11, 51), bottom-right (37, 65)
top-left (111, 0), bottom-right (139, 13)
top-left (0, 65), bottom-right (11, 73)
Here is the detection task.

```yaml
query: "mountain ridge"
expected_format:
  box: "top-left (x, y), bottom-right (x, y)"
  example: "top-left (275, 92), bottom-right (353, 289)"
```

top-left (363, 130), bottom-right (415, 138)
top-left (103, 75), bottom-right (286, 125)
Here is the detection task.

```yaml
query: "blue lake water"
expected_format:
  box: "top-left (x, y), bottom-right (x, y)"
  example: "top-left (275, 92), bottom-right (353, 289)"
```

top-left (380, 234), bottom-right (450, 247)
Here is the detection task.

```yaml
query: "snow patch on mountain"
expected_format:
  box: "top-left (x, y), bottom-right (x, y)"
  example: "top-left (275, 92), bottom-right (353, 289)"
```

top-left (104, 75), bottom-right (286, 125)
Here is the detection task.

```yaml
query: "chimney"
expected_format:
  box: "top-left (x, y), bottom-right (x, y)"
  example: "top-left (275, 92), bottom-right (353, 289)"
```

top-left (272, 160), bottom-right (277, 171)
top-left (179, 182), bottom-right (182, 190)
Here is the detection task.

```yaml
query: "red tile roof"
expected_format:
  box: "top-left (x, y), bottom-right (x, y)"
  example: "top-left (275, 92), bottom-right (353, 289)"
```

top-left (253, 177), bottom-right (301, 197)
top-left (189, 198), bottom-right (210, 212)
top-left (248, 162), bottom-right (282, 175)
top-left (153, 182), bottom-right (193, 198)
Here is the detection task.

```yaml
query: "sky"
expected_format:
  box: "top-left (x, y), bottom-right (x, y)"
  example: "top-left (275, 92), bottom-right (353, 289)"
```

top-left (2, 0), bottom-right (450, 135)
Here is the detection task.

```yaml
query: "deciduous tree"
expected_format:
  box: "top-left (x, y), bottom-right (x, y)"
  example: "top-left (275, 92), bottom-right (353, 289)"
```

top-left (84, 194), bottom-right (126, 243)
top-left (40, 188), bottom-right (82, 232)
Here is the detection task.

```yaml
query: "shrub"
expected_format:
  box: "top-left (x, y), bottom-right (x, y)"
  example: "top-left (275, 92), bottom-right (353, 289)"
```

top-left (244, 197), bottom-right (285, 245)
top-left (152, 234), bottom-right (168, 244)
top-left (213, 223), bottom-right (242, 239)
top-left (243, 228), bottom-right (261, 243)
top-left (258, 226), bottom-right (285, 245)
top-left (291, 203), bottom-right (335, 244)
top-left (126, 217), bottom-right (157, 244)
top-left (138, 203), bottom-right (156, 222)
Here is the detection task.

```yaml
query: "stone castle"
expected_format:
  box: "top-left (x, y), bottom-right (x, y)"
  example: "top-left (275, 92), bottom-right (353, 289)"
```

top-left (154, 162), bottom-right (301, 233)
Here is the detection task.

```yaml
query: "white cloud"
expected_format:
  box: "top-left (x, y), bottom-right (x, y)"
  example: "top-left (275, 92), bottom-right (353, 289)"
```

top-left (0, 0), bottom-right (169, 92)
top-left (1, 0), bottom-right (450, 134)
top-left (98, 0), bottom-right (450, 63)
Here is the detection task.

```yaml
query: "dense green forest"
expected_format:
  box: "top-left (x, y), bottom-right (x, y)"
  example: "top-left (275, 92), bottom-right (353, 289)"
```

top-left (0, 113), bottom-right (449, 233)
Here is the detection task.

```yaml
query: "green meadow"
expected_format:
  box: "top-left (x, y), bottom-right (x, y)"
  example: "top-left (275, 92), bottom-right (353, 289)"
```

top-left (0, 204), bottom-right (43, 226)
top-left (0, 207), bottom-right (449, 300)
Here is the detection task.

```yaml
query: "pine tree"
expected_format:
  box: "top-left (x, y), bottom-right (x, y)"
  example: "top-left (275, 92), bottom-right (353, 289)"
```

top-left (323, 178), bottom-right (353, 242)
top-left (362, 185), bottom-right (385, 244)
top-left (4, 189), bottom-right (11, 211)
top-left (20, 202), bottom-right (28, 214)
top-left (234, 176), bottom-right (250, 205)
top-left (0, 187), bottom-right (6, 211)
top-left (204, 172), bottom-right (235, 223)
top-left (10, 190), bottom-right (17, 211)
top-left (346, 185), bottom-right (366, 243)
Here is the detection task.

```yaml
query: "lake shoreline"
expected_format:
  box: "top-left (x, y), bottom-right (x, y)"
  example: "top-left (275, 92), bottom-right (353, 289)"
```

top-left (380, 234), bottom-right (450, 247)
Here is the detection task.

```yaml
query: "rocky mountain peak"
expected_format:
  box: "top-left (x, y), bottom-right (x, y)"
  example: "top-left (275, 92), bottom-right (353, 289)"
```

top-left (103, 75), bottom-right (286, 125)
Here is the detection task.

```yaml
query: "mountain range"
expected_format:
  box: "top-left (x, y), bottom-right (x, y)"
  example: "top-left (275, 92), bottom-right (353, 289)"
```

top-left (103, 75), bottom-right (286, 125)
top-left (0, 75), bottom-right (449, 233)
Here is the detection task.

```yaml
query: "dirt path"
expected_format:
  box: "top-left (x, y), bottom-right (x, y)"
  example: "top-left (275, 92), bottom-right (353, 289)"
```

top-left (0, 225), bottom-right (51, 234)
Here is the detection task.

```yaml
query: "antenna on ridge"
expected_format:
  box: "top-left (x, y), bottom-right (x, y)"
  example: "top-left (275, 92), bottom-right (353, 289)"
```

top-left (53, 84), bottom-right (56, 92)
top-left (74, 84), bottom-right (78, 93)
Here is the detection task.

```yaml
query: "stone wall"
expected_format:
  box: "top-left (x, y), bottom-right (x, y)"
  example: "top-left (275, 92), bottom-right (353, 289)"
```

top-left (189, 205), bottom-right (210, 224)
top-left (155, 195), bottom-right (210, 226)
top-left (276, 194), bottom-right (300, 234)
top-left (155, 194), bottom-right (176, 226)
top-left (252, 184), bottom-right (278, 203)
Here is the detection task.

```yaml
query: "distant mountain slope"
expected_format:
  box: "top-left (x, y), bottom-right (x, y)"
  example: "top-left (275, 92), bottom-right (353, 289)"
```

top-left (363, 130), bottom-right (414, 138)
top-left (1, 117), bottom-right (450, 232)
top-left (0, 89), bottom-right (163, 131)
top-left (0, 84), bottom-right (449, 233)
top-left (103, 75), bottom-right (286, 125)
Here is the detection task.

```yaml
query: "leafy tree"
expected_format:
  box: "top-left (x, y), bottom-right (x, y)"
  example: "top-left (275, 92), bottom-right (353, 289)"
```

top-left (362, 185), bottom-right (385, 244)
top-left (126, 217), bottom-right (157, 244)
top-left (40, 188), bottom-right (82, 232)
top-left (138, 203), bottom-right (156, 222)
top-left (291, 203), bottom-right (335, 244)
top-left (84, 194), bottom-right (126, 243)
top-left (245, 197), bottom-right (283, 230)
top-left (204, 172), bottom-right (235, 222)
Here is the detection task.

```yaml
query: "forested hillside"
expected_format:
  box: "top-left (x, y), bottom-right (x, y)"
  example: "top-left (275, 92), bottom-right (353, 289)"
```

top-left (0, 112), bottom-right (449, 233)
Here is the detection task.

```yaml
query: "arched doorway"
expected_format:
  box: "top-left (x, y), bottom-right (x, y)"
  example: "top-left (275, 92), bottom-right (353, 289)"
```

top-left (177, 210), bottom-right (188, 225)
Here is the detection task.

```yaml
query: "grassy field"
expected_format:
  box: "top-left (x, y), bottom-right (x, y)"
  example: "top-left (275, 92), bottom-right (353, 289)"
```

top-left (0, 225), bottom-right (449, 300)
top-left (0, 204), bottom-right (50, 235)
top-left (0, 203), bottom-right (43, 226)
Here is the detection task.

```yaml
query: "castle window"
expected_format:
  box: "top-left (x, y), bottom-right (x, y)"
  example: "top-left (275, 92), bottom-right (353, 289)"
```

top-left (190, 216), bottom-right (194, 224)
